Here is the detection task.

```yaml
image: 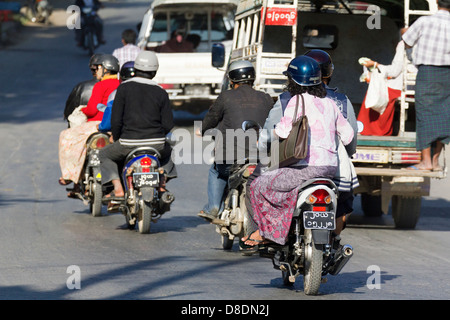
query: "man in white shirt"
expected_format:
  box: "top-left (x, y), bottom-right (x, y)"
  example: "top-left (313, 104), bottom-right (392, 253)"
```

top-left (112, 29), bottom-right (141, 69)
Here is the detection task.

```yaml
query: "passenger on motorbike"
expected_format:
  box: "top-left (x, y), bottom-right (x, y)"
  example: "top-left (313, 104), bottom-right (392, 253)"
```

top-left (241, 56), bottom-right (354, 249)
top-left (97, 61), bottom-right (136, 132)
top-left (304, 49), bottom-right (359, 237)
top-left (75, 0), bottom-right (106, 47)
top-left (64, 53), bottom-right (103, 127)
top-left (98, 51), bottom-right (177, 202)
top-left (197, 60), bottom-right (274, 221)
top-left (58, 54), bottom-right (120, 197)
top-left (246, 50), bottom-right (359, 242)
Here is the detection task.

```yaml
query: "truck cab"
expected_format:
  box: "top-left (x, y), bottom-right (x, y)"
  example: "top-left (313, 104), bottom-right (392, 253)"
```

top-left (214, 0), bottom-right (447, 229)
top-left (137, 0), bottom-right (239, 113)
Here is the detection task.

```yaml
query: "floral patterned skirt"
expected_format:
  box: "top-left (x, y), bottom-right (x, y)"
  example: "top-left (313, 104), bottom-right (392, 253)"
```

top-left (249, 165), bottom-right (336, 245)
top-left (59, 121), bottom-right (100, 182)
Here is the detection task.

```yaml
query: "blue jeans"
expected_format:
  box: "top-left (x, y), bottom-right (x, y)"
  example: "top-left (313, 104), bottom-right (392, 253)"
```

top-left (203, 163), bottom-right (231, 217)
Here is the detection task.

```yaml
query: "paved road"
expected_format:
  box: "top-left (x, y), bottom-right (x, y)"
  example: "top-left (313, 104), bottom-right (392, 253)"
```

top-left (0, 0), bottom-right (449, 305)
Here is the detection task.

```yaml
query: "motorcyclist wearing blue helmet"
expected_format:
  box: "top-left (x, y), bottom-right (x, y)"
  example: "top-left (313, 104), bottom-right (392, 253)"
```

top-left (241, 55), bottom-right (354, 251)
top-left (304, 49), bottom-right (359, 238)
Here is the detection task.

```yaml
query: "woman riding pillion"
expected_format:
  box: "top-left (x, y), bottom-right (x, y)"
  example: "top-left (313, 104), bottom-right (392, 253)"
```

top-left (58, 54), bottom-right (120, 198)
top-left (241, 56), bottom-right (354, 250)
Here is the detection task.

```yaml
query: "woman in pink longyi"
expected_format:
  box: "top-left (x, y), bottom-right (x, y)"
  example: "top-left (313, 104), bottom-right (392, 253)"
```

top-left (242, 56), bottom-right (354, 248)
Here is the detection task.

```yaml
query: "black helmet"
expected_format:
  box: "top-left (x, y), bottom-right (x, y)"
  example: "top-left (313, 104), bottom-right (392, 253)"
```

top-left (99, 54), bottom-right (120, 73)
top-left (227, 60), bottom-right (255, 83)
top-left (120, 61), bottom-right (136, 80)
top-left (283, 55), bottom-right (322, 86)
top-left (89, 53), bottom-right (104, 68)
top-left (304, 49), bottom-right (334, 79)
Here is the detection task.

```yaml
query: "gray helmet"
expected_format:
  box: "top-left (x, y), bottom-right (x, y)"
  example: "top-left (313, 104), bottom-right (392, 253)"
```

top-left (89, 53), bottom-right (104, 68)
top-left (99, 54), bottom-right (120, 73)
top-left (134, 51), bottom-right (159, 72)
top-left (227, 60), bottom-right (255, 83)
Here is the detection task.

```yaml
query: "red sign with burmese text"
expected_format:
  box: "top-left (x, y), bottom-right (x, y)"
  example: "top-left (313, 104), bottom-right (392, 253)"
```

top-left (263, 7), bottom-right (297, 26)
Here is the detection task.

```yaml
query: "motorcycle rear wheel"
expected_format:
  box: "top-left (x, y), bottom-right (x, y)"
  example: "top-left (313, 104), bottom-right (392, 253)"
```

top-left (303, 229), bottom-right (323, 295)
top-left (138, 187), bottom-right (154, 234)
top-left (90, 168), bottom-right (103, 217)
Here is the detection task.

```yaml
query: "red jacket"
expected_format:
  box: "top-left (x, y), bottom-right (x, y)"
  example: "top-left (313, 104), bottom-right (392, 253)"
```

top-left (82, 75), bottom-right (120, 122)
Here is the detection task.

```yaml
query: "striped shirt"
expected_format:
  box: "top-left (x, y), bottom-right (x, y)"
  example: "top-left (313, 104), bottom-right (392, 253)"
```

top-left (402, 10), bottom-right (450, 66)
top-left (112, 44), bottom-right (141, 68)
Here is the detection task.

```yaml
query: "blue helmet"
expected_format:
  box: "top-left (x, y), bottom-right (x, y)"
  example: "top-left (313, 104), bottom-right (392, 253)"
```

top-left (304, 49), bottom-right (334, 78)
top-left (120, 61), bottom-right (135, 81)
top-left (283, 55), bottom-right (322, 86)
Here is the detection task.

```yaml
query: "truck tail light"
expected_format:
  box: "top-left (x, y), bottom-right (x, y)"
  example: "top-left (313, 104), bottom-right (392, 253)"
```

top-left (392, 151), bottom-right (421, 164)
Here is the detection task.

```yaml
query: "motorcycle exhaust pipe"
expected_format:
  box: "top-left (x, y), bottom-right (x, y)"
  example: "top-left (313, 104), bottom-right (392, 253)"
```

top-left (328, 244), bottom-right (353, 276)
top-left (161, 191), bottom-right (175, 204)
top-left (159, 191), bottom-right (175, 213)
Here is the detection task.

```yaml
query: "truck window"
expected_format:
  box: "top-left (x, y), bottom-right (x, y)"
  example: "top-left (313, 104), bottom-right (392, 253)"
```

top-left (302, 24), bottom-right (338, 49)
top-left (149, 11), bottom-right (234, 52)
top-left (262, 25), bottom-right (292, 53)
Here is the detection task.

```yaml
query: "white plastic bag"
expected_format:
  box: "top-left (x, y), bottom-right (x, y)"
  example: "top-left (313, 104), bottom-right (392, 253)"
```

top-left (365, 69), bottom-right (389, 114)
top-left (68, 105), bottom-right (88, 128)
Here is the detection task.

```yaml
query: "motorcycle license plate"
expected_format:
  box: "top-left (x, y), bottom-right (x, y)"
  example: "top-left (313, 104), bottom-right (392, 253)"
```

top-left (303, 211), bottom-right (335, 230)
top-left (133, 172), bottom-right (159, 188)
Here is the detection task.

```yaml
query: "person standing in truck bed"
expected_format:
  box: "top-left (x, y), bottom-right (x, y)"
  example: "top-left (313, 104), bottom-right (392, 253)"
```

top-left (402, 0), bottom-right (450, 171)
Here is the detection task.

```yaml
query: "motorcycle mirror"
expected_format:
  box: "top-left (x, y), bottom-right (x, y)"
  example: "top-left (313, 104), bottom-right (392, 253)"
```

top-left (242, 120), bottom-right (261, 132)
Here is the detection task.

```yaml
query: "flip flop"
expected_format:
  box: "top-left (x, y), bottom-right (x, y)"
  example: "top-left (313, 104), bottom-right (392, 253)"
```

top-left (239, 237), bottom-right (264, 249)
top-left (405, 165), bottom-right (432, 171)
top-left (67, 191), bottom-right (79, 199)
top-left (433, 166), bottom-right (443, 172)
top-left (102, 191), bottom-right (125, 201)
top-left (197, 210), bottom-right (217, 221)
top-left (59, 178), bottom-right (72, 186)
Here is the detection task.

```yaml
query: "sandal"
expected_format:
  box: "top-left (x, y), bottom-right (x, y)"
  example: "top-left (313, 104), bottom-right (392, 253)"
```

top-left (59, 178), bottom-right (72, 186)
top-left (197, 210), bottom-right (217, 221)
top-left (102, 191), bottom-right (125, 201)
top-left (66, 184), bottom-right (81, 199)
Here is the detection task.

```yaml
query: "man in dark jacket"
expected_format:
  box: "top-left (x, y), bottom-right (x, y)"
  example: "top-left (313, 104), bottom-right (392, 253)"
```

top-left (198, 60), bottom-right (274, 221)
top-left (63, 53), bottom-right (102, 126)
top-left (99, 51), bottom-right (177, 203)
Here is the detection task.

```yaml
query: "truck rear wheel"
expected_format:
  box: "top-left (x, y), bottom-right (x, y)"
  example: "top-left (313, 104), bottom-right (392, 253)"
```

top-left (391, 195), bottom-right (421, 229)
top-left (361, 193), bottom-right (383, 217)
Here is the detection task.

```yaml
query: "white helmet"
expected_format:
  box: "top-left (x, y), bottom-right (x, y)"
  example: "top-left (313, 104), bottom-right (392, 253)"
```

top-left (134, 51), bottom-right (159, 72)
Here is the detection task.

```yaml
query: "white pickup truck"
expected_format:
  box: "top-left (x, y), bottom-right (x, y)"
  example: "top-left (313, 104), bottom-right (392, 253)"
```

top-left (137, 0), bottom-right (239, 113)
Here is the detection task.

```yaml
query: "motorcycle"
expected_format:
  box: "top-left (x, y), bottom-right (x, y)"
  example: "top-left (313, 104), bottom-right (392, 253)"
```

top-left (73, 131), bottom-right (111, 217)
top-left (80, 7), bottom-right (100, 55)
top-left (216, 160), bottom-right (257, 250)
top-left (205, 121), bottom-right (260, 250)
top-left (104, 139), bottom-right (175, 234)
top-left (25, 0), bottom-right (52, 24)
top-left (258, 178), bottom-right (353, 295)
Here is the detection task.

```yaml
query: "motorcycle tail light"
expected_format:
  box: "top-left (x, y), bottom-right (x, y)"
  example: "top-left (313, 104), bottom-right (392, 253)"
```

top-left (96, 137), bottom-right (107, 148)
top-left (243, 165), bottom-right (257, 177)
top-left (89, 136), bottom-right (109, 150)
top-left (306, 189), bottom-right (331, 205)
top-left (140, 157), bottom-right (152, 173)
